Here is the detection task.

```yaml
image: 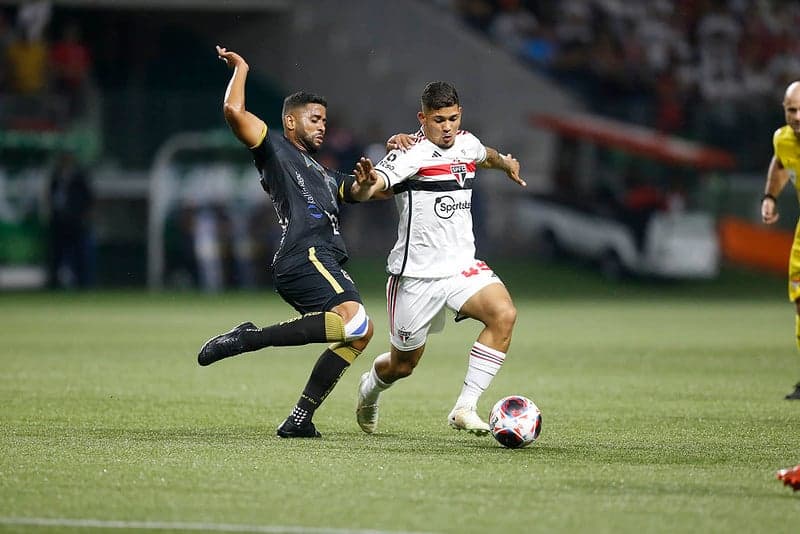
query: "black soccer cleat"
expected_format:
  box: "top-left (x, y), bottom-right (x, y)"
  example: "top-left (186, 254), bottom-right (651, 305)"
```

top-left (197, 321), bottom-right (257, 366)
top-left (276, 417), bottom-right (322, 438)
top-left (785, 382), bottom-right (800, 400)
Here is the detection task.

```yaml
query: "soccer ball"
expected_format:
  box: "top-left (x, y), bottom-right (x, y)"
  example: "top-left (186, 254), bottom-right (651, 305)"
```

top-left (489, 395), bottom-right (542, 448)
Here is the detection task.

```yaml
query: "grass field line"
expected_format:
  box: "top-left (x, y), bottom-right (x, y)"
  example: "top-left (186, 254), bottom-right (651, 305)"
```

top-left (0, 517), bottom-right (437, 534)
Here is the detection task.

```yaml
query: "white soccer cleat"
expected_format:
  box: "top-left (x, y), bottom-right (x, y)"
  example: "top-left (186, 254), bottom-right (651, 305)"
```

top-left (448, 405), bottom-right (490, 436)
top-left (356, 372), bottom-right (379, 434)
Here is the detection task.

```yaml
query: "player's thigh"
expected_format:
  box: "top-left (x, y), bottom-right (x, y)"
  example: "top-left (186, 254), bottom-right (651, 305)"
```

top-left (445, 260), bottom-right (511, 321)
top-left (458, 282), bottom-right (515, 326)
top-left (387, 275), bottom-right (447, 351)
top-left (273, 248), bottom-right (362, 314)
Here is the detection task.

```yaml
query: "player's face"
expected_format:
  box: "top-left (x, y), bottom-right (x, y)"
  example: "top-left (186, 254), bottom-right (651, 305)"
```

top-left (419, 105), bottom-right (462, 149)
top-left (785, 98), bottom-right (800, 136)
top-left (291, 103), bottom-right (327, 153)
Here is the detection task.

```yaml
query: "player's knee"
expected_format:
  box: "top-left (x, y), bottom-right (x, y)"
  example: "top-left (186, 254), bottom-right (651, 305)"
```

top-left (393, 359), bottom-right (416, 379)
top-left (343, 303), bottom-right (371, 342)
top-left (388, 348), bottom-right (422, 379)
top-left (348, 319), bottom-right (374, 352)
top-left (492, 302), bottom-right (517, 335)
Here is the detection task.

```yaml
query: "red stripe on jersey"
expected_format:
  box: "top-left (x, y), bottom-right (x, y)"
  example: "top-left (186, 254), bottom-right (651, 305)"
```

top-left (418, 162), bottom-right (477, 177)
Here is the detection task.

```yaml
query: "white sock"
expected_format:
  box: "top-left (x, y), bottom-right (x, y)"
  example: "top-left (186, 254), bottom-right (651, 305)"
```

top-left (361, 354), bottom-right (392, 403)
top-left (456, 341), bottom-right (506, 408)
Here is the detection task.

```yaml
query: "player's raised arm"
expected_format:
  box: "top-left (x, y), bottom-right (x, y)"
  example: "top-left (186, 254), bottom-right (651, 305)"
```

top-left (480, 147), bottom-right (526, 187)
top-left (217, 45), bottom-right (267, 148)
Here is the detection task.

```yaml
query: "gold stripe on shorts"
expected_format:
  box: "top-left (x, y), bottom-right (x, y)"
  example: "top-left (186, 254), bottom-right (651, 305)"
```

top-left (309, 247), bottom-right (344, 293)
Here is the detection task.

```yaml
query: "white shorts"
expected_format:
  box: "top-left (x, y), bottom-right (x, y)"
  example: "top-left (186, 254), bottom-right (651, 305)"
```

top-left (386, 259), bottom-right (503, 351)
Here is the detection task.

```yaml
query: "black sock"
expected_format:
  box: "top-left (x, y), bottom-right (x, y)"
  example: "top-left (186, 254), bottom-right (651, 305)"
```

top-left (288, 405), bottom-right (311, 426)
top-left (240, 312), bottom-right (330, 350)
top-left (291, 348), bottom-right (350, 424)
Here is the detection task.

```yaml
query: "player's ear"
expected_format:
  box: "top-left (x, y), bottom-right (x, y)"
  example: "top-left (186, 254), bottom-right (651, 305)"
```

top-left (284, 113), bottom-right (295, 131)
top-left (417, 111), bottom-right (425, 125)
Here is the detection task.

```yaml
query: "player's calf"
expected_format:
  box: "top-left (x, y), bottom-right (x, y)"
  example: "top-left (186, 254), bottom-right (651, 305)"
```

top-left (239, 304), bottom-right (371, 350)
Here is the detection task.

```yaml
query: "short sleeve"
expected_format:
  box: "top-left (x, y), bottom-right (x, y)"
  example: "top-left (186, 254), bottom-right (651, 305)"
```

top-left (249, 126), bottom-right (272, 172)
top-left (463, 131), bottom-right (487, 164)
top-left (374, 148), bottom-right (422, 188)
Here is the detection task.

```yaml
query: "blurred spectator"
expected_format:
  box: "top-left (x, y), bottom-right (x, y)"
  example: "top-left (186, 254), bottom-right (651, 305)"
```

top-left (635, 2), bottom-right (691, 79)
top-left (695, 0), bottom-right (742, 102)
top-left (5, 24), bottom-right (47, 95)
top-left (0, 11), bottom-right (12, 92)
top-left (621, 165), bottom-right (667, 250)
top-left (653, 62), bottom-right (687, 134)
top-left (50, 20), bottom-right (92, 118)
top-left (16, 0), bottom-right (50, 42)
top-left (163, 205), bottom-right (199, 289)
top-left (192, 204), bottom-right (225, 293)
top-left (519, 24), bottom-right (558, 72)
top-left (487, 0), bottom-right (539, 59)
top-left (455, 0), bottom-right (494, 32)
top-left (46, 151), bottom-right (95, 289)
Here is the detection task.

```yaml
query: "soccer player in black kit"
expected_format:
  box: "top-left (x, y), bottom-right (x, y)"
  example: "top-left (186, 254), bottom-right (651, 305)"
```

top-left (199, 46), bottom-right (385, 438)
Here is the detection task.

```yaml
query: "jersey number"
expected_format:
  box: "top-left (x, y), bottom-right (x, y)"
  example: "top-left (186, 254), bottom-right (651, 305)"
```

top-left (325, 211), bottom-right (341, 236)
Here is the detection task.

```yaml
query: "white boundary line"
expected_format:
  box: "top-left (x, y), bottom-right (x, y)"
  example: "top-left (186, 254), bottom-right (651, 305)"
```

top-left (0, 517), bottom-right (437, 534)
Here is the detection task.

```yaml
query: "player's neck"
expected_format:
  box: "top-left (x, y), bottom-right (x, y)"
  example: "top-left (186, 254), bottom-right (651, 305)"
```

top-left (285, 133), bottom-right (315, 154)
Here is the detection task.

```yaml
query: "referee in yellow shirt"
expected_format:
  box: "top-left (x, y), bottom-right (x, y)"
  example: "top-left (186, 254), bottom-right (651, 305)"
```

top-left (762, 80), bottom-right (800, 399)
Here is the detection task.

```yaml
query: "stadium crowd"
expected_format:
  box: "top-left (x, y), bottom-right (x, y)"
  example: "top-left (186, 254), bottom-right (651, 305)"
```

top-left (0, 2), bottom-right (92, 131)
top-left (451, 0), bottom-right (800, 171)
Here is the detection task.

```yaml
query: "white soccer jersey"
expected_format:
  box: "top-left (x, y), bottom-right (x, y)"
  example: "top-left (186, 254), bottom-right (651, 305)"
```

top-left (374, 130), bottom-right (487, 278)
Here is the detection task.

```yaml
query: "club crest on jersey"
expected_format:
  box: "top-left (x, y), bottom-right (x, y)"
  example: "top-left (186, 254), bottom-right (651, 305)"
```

top-left (450, 163), bottom-right (468, 187)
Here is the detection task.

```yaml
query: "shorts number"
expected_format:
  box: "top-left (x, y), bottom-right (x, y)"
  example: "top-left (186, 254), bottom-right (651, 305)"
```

top-left (461, 261), bottom-right (491, 278)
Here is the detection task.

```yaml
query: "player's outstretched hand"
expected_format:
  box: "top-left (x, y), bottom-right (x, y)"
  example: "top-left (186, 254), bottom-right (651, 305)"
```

top-left (777, 465), bottom-right (800, 491)
top-left (387, 133), bottom-right (416, 152)
top-left (354, 157), bottom-right (377, 187)
top-left (216, 45), bottom-right (248, 70)
top-left (502, 153), bottom-right (526, 187)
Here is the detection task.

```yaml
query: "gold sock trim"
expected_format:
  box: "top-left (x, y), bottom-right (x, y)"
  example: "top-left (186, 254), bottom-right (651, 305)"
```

top-left (329, 342), bottom-right (362, 364)
top-left (324, 312), bottom-right (346, 341)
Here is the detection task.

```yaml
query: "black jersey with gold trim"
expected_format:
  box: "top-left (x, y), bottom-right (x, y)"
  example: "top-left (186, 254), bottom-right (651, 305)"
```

top-left (250, 128), bottom-right (352, 265)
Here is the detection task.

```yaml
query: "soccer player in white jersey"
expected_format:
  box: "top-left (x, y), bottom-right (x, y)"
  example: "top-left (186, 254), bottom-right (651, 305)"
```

top-left (352, 81), bottom-right (526, 435)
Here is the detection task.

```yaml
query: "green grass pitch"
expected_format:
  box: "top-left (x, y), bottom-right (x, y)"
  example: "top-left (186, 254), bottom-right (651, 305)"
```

top-left (1, 263), bottom-right (798, 533)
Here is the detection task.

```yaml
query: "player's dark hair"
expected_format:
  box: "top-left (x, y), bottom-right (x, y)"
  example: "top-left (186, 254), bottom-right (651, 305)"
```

top-left (420, 81), bottom-right (459, 111)
top-left (282, 91), bottom-right (327, 116)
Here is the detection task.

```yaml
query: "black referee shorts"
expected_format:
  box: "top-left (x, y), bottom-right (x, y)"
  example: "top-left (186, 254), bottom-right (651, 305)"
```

top-left (272, 247), bottom-right (362, 315)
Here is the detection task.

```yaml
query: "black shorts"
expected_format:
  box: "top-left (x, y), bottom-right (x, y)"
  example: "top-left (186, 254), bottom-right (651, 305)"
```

top-left (272, 247), bottom-right (362, 315)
